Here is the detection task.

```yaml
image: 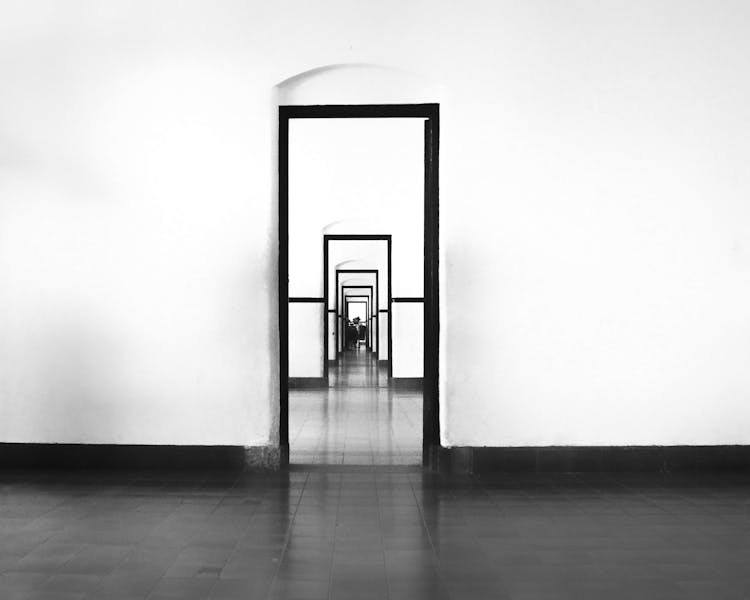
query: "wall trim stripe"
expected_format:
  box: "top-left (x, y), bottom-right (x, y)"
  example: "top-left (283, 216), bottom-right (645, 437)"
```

top-left (437, 446), bottom-right (750, 474)
top-left (0, 444), bottom-right (280, 470)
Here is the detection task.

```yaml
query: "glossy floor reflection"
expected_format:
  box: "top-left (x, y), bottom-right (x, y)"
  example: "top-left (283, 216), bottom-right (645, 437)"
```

top-left (2, 469), bottom-right (750, 599)
top-left (327, 348), bottom-right (391, 389)
top-left (289, 350), bottom-right (422, 465)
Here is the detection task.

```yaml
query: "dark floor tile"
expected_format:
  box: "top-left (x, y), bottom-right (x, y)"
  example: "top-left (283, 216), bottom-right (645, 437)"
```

top-left (388, 577), bottom-right (451, 600)
top-left (208, 578), bottom-right (279, 599)
top-left (268, 577), bottom-right (330, 600)
top-left (677, 579), bottom-right (747, 599)
top-left (329, 579), bottom-right (388, 600)
top-left (23, 592), bottom-right (88, 600)
top-left (0, 573), bottom-right (48, 599)
top-left (36, 574), bottom-right (103, 594)
top-left (147, 577), bottom-right (215, 599)
top-left (444, 580), bottom-right (510, 600)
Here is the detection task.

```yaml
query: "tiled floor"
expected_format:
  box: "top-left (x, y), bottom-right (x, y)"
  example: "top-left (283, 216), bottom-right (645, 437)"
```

top-left (2, 469), bottom-right (750, 599)
top-left (289, 350), bottom-right (422, 466)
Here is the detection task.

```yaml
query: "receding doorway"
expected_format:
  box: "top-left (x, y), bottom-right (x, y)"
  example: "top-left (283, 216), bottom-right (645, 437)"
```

top-left (336, 268), bottom-right (379, 360)
top-left (280, 104), bottom-right (439, 468)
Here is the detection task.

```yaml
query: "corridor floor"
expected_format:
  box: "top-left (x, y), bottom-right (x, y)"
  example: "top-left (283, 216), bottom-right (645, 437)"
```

top-left (2, 468), bottom-right (750, 599)
top-left (289, 350), bottom-right (422, 465)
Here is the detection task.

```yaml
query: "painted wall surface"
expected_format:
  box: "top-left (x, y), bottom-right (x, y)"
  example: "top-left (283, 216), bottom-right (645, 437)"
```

top-left (289, 303), bottom-right (324, 377)
top-left (2, 2), bottom-right (750, 447)
top-left (392, 303), bottom-right (424, 378)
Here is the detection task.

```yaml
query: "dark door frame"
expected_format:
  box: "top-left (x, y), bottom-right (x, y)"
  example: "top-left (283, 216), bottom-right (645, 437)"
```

top-left (326, 237), bottom-right (391, 376)
top-left (344, 295), bottom-right (370, 350)
top-left (336, 269), bottom-right (379, 356)
top-left (279, 103), bottom-right (440, 469)
top-left (340, 286), bottom-right (374, 353)
top-left (343, 289), bottom-right (373, 352)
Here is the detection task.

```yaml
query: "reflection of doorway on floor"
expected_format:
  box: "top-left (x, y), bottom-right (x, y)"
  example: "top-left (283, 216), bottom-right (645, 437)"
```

top-left (289, 350), bottom-right (422, 465)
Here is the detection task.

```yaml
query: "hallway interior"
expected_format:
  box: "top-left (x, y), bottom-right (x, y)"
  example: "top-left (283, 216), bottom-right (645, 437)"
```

top-left (289, 350), bottom-right (422, 466)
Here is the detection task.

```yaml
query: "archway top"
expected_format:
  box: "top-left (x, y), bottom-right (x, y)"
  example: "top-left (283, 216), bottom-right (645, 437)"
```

top-left (276, 62), bottom-right (442, 106)
top-left (342, 277), bottom-right (374, 287)
top-left (335, 259), bottom-right (378, 270)
top-left (276, 62), bottom-right (399, 88)
top-left (324, 218), bottom-right (393, 235)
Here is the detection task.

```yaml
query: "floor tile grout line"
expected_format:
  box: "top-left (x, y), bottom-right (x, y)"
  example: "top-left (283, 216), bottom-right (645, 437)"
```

top-left (325, 473), bottom-right (345, 600)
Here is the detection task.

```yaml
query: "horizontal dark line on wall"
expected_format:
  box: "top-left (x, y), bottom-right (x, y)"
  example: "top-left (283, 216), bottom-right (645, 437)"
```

top-left (391, 378), bottom-right (423, 390)
top-left (324, 234), bottom-right (391, 241)
top-left (289, 297), bottom-right (324, 303)
top-left (0, 443), bottom-right (271, 470)
top-left (281, 104), bottom-right (438, 119)
top-left (378, 309), bottom-right (389, 313)
top-left (437, 446), bottom-right (750, 475)
top-left (392, 297), bottom-right (424, 303)
top-left (327, 309), bottom-right (335, 312)
top-left (11, 443), bottom-right (742, 474)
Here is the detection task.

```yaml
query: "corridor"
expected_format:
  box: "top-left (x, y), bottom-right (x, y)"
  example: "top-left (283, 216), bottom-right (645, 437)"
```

top-left (289, 350), bottom-right (422, 466)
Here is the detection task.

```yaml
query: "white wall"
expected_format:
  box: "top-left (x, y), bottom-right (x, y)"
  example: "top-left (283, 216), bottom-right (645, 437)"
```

top-left (392, 302), bottom-right (424, 378)
top-left (2, 1), bottom-right (750, 448)
top-left (289, 303), bottom-right (324, 377)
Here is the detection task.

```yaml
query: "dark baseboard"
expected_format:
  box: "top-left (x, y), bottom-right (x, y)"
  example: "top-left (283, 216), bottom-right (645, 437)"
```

top-left (391, 377), bottom-right (423, 390)
top-left (0, 444), bottom-right (280, 470)
top-left (327, 360), bottom-right (337, 366)
top-left (378, 359), bottom-right (389, 365)
top-left (437, 445), bottom-right (750, 474)
top-left (288, 377), bottom-right (328, 389)
top-left (10, 443), bottom-right (746, 474)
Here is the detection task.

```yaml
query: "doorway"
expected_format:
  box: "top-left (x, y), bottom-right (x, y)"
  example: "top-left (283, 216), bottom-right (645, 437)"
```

top-left (279, 104), bottom-right (439, 468)
top-left (336, 268), bottom-right (380, 358)
top-left (342, 293), bottom-right (370, 350)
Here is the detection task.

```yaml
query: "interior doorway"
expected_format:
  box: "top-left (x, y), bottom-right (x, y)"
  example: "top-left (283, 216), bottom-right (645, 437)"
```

top-left (342, 293), bottom-right (370, 349)
top-left (280, 104), bottom-right (439, 468)
top-left (328, 240), bottom-right (389, 377)
top-left (336, 268), bottom-right (379, 358)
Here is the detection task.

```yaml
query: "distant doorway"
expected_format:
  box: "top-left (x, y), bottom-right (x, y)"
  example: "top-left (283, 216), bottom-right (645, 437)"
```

top-left (280, 104), bottom-right (440, 468)
top-left (336, 268), bottom-right (379, 359)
